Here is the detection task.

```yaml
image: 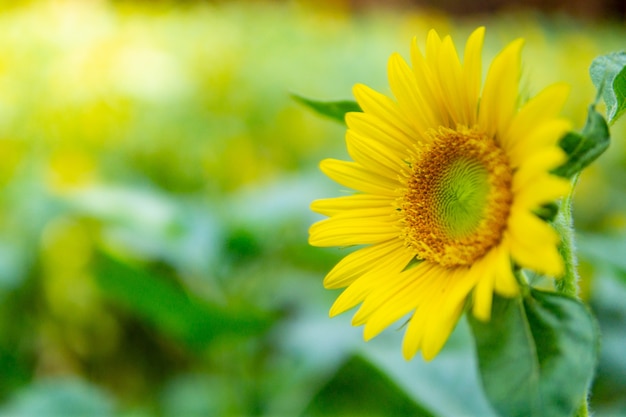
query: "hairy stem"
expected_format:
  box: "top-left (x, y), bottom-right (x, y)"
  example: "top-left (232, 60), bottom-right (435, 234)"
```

top-left (555, 173), bottom-right (580, 298)
top-left (555, 173), bottom-right (590, 417)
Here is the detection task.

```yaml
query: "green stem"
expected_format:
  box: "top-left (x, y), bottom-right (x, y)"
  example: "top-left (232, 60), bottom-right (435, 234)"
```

top-left (554, 173), bottom-right (590, 417)
top-left (554, 173), bottom-right (580, 298)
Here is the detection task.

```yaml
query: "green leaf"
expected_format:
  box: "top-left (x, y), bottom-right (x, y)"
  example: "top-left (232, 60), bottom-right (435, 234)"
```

top-left (468, 290), bottom-right (599, 417)
top-left (590, 52), bottom-right (626, 124)
top-left (94, 253), bottom-right (272, 350)
top-left (363, 317), bottom-right (498, 417)
top-left (552, 105), bottom-right (610, 178)
top-left (291, 94), bottom-right (361, 124)
top-left (303, 355), bottom-right (437, 417)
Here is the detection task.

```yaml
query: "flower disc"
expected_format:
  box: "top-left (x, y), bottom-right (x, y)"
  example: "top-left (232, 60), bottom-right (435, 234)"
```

top-left (402, 127), bottom-right (513, 266)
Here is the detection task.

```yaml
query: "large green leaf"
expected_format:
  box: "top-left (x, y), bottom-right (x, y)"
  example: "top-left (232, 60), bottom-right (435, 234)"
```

top-left (469, 290), bottom-right (599, 417)
top-left (95, 253), bottom-right (272, 350)
top-left (553, 106), bottom-right (610, 178)
top-left (292, 94), bottom-right (361, 124)
top-left (590, 52), bottom-right (626, 124)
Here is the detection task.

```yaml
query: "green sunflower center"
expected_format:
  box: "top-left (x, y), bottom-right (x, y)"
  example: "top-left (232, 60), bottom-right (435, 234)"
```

top-left (401, 127), bottom-right (513, 267)
top-left (436, 158), bottom-right (490, 238)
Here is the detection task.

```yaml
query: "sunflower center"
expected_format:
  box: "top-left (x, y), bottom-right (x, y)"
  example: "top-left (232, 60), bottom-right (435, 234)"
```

top-left (401, 127), bottom-right (513, 267)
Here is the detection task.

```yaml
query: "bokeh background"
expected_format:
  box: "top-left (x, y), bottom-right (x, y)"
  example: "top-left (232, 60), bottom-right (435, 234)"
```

top-left (0, 0), bottom-right (625, 416)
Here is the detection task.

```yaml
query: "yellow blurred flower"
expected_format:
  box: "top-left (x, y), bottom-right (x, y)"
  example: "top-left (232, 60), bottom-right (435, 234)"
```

top-left (309, 27), bottom-right (571, 360)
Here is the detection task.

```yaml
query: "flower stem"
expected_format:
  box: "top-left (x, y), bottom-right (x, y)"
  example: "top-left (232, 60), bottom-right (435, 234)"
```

top-left (554, 173), bottom-right (590, 417)
top-left (555, 173), bottom-right (580, 298)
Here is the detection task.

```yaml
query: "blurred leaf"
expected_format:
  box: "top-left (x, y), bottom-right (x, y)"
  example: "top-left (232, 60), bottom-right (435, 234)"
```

top-left (362, 317), bottom-right (498, 417)
top-left (224, 228), bottom-right (263, 263)
top-left (0, 281), bottom-right (37, 399)
top-left (469, 290), bottom-right (599, 417)
top-left (0, 378), bottom-right (115, 417)
top-left (94, 253), bottom-right (273, 350)
top-left (587, 271), bottom-right (626, 416)
top-left (291, 94), bottom-right (361, 125)
top-left (577, 233), bottom-right (626, 272)
top-left (553, 106), bottom-right (610, 178)
top-left (578, 234), bottom-right (626, 290)
top-left (303, 355), bottom-right (437, 417)
top-left (0, 242), bottom-right (28, 290)
top-left (66, 186), bottom-right (222, 276)
top-left (590, 52), bottom-right (626, 124)
top-left (161, 374), bottom-right (227, 417)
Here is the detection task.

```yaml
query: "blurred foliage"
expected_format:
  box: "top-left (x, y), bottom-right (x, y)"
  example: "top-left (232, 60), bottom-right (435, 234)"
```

top-left (0, 1), bottom-right (625, 416)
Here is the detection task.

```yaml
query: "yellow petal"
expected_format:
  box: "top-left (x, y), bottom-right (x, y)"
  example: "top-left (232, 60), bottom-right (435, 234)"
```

top-left (352, 83), bottom-right (417, 148)
top-left (471, 249), bottom-right (499, 321)
top-left (422, 298), bottom-right (464, 361)
top-left (400, 265), bottom-right (449, 360)
top-left (346, 130), bottom-right (408, 180)
top-left (402, 304), bottom-right (429, 360)
top-left (507, 119), bottom-right (570, 169)
top-left (311, 194), bottom-right (394, 217)
top-left (424, 29), bottom-right (446, 118)
top-left (425, 29), bottom-right (443, 67)
top-left (329, 248), bottom-right (414, 316)
top-left (314, 205), bottom-right (393, 222)
top-left (309, 215), bottom-right (398, 247)
top-left (513, 174), bottom-right (570, 210)
top-left (329, 274), bottom-right (375, 317)
top-left (410, 37), bottom-right (448, 127)
top-left (323, 239), bottom-right (408, 289)
top-left (421, 266), bottom-right (481, 359)
top-left (507, 209), bottom-right (564, 276)
top-left (509, 235), bottom-right (564, 277)
top-left (401, 265), bottom-right (472, 360)
top-left (472, 273), bottom-right (494, 322)
top-left (346, 112), bottom-right (413, 157)
top-left (504, 82), bottom-right (570, 152)
top-left (508, 208), bottom-right (560, 245)
top-left (512, 146), bottom-right (568, 192)
top-left (436, 35), bottom-right (466, 125)
top-left (479, 38), bottom-right (524, 139)
top-left (462, 27), bottom-right (485, 126)
top-left (357, 262), bottom-right (440, 338)
top-left (388, 53), bottom-right (437, 136)
top-left (492, 240), bottom-right (519, 297)
top-left (320, 159), bottom-right (401, 196)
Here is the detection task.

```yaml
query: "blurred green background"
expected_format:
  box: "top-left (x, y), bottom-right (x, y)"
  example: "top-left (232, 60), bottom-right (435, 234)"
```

top-left (0, 0), bottom-right (625, 416)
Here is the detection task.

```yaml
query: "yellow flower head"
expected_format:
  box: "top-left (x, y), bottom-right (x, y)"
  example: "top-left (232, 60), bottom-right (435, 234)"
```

top-left (309, 27), bottom-right (571, 361)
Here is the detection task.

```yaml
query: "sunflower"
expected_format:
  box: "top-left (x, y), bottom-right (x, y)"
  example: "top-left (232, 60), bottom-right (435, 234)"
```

top-left (308, 27), bottom-right (571, 361)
